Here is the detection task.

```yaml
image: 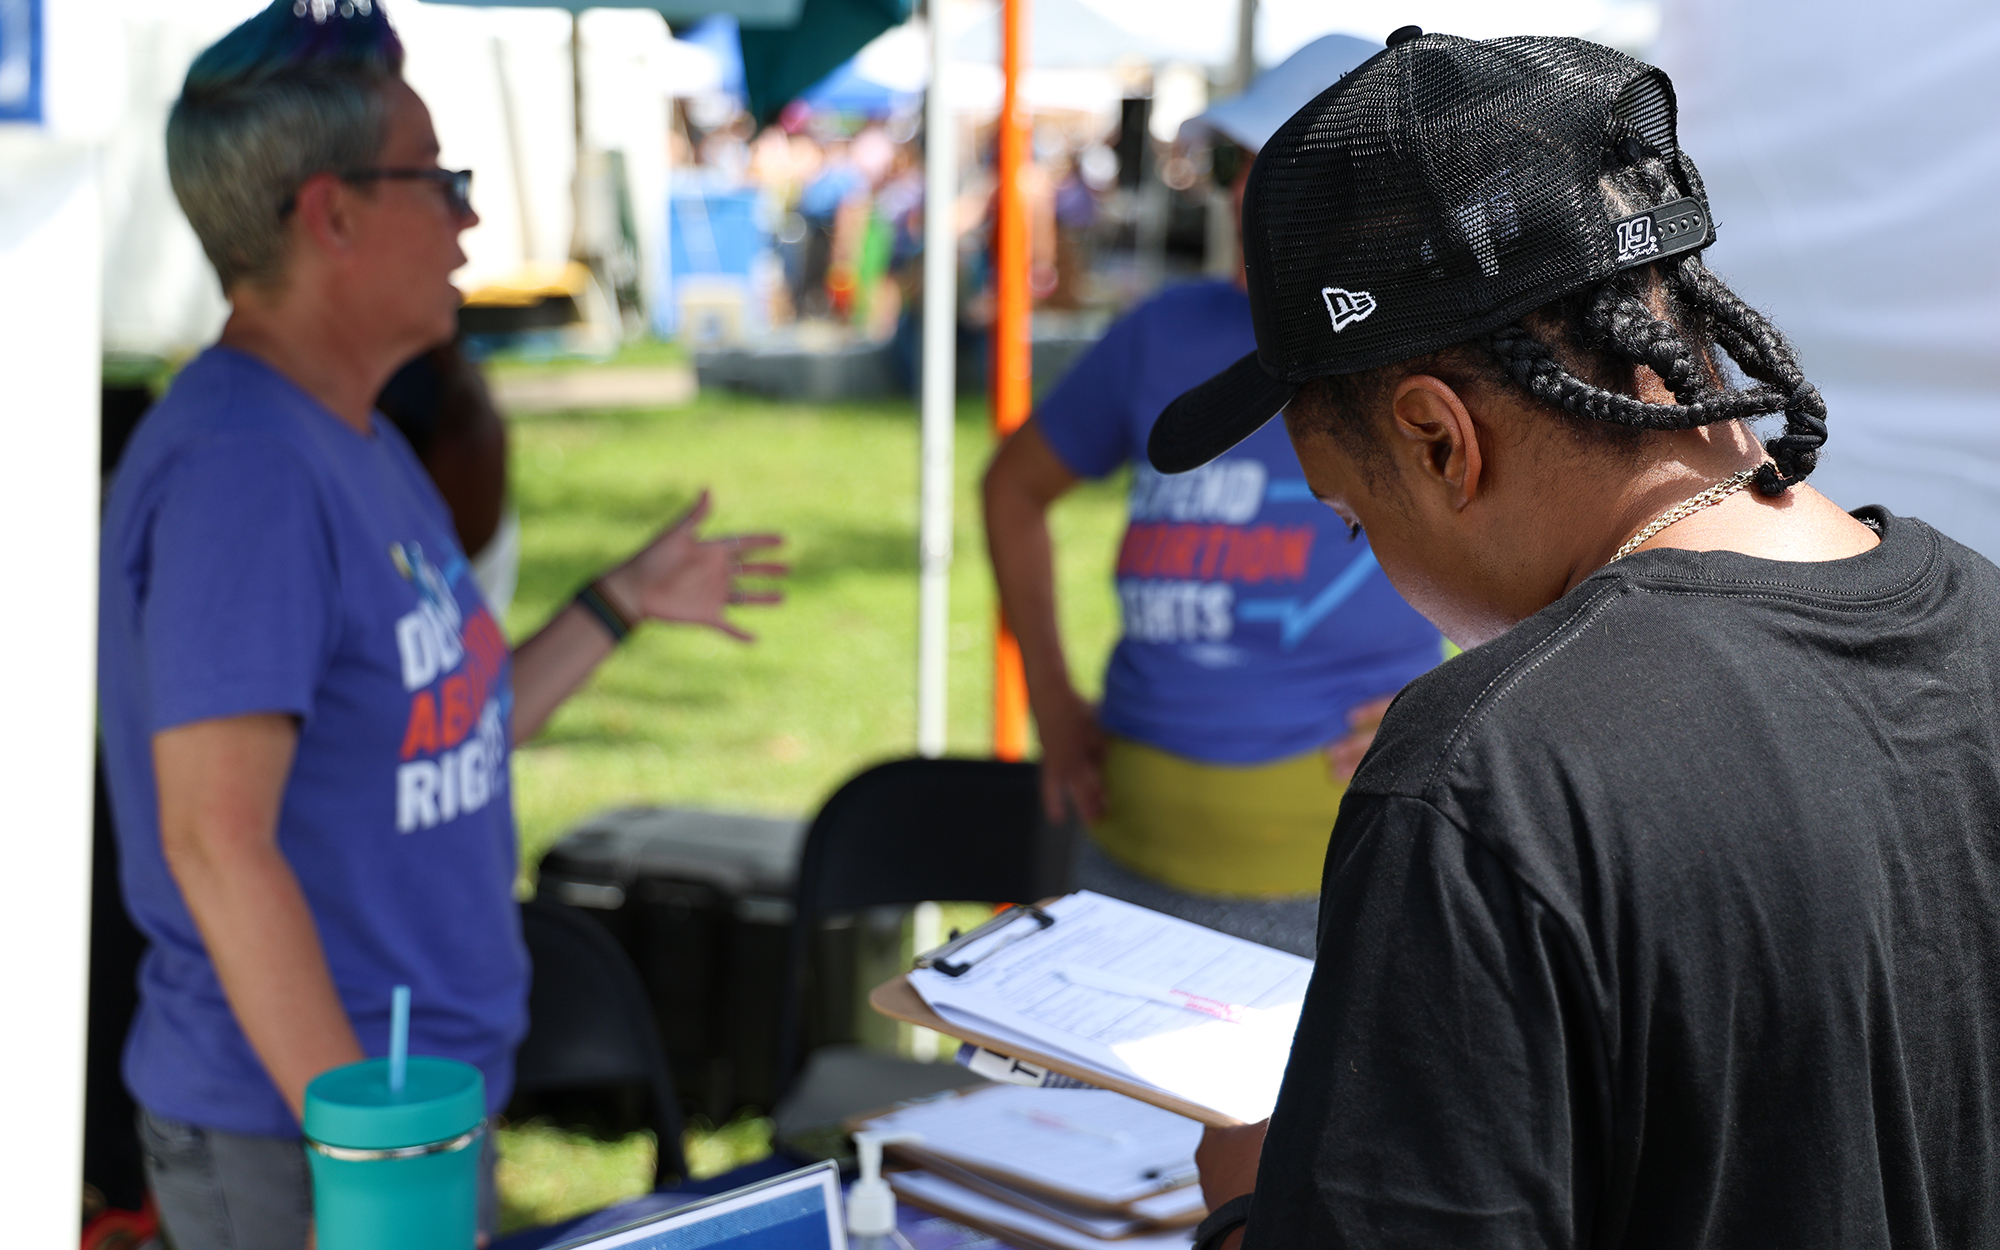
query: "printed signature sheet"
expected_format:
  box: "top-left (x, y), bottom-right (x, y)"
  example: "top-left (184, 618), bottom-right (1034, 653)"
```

top-left (908, 891), bottom-right (1313, 1123)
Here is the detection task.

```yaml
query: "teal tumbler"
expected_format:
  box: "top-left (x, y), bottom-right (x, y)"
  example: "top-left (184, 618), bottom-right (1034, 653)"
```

top-left (304, 1056), bottom-right (486, 1250)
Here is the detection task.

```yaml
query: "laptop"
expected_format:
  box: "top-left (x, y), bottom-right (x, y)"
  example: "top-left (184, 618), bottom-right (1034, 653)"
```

top-left (553, 1161), bottom-right (847, 1250)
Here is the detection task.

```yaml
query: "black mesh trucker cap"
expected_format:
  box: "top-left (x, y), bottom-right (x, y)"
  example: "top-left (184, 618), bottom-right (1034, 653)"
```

top-left (1149, 28), bottom-right (1715, 474)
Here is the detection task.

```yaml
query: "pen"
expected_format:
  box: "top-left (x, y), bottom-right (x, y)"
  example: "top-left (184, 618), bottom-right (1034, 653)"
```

top-left (1059, 964), bottom-right (1251, 1024)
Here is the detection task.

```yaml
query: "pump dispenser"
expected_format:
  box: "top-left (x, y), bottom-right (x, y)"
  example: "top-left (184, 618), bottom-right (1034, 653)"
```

top-left (847, 1129), bottom-right (924, 1249)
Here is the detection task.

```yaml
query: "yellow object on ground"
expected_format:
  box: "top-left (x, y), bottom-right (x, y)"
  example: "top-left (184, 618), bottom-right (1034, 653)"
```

top-left (1092, 736), bottom-right (1344, 899)
top-left (461, 261), bottom-right (593, 308)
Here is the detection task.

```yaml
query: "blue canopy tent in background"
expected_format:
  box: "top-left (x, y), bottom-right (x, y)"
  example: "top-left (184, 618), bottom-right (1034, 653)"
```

top-left (797, 49), bottom-right (920, 116)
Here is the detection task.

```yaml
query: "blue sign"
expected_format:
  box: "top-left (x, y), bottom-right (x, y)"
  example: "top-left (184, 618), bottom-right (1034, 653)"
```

top-left (0, 0), bottom-right (40, 123)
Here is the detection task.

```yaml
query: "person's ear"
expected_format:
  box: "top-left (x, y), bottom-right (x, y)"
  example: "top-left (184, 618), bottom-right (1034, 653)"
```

top-left (289, 172), bottom-right (359, 262)
top-left (1386, 374), bottom-right (1483, 509)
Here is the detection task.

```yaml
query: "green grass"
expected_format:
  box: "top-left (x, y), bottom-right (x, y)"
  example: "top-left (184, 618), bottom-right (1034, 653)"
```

top-left (504, 390), bottom-right (1127, 872)
top-left (497, 1112), bottom-right (776, 1233)
top-left (494, 384), bottom-right (1128, 1232)
top-left (483, 337), bottom-right (691, 377)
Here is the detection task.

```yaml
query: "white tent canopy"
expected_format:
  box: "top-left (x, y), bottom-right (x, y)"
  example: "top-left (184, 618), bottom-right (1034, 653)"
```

top-left (956, 0), bottom-right (1660, 70)
top-left (1655, 0), bottom-right (2000, 561)
top-left (98, 0), bottom-right (722, 357)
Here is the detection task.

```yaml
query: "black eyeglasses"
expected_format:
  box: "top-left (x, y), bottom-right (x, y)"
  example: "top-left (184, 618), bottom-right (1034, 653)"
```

top-left (278, 167), bottom-right (474, 220)
top-left (344, 167), bottom-right (475, 217)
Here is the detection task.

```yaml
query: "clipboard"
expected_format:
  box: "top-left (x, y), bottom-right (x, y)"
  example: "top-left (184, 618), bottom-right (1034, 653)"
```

top-left (869, 975), bottom-right (1242, 1127)
top-left (872, 891), bottom-right (1314, 1128)
top-left (842, 1083), bottom-right (1206, 1220)
top-left (889, 1169), bottom-right (1198, 1250)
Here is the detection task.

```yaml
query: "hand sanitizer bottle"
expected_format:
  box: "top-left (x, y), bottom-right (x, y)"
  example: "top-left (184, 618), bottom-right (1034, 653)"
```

top-left (847, 1129), bottom-right (923, 1250)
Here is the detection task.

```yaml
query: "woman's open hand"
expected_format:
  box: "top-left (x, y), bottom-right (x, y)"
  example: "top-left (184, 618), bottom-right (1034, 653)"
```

top-left (599, 490), bottom-right (787, 641)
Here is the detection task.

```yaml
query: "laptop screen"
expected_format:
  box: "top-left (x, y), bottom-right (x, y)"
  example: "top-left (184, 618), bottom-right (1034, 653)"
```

top-left (555, 1161), bottom-right (847, 1250)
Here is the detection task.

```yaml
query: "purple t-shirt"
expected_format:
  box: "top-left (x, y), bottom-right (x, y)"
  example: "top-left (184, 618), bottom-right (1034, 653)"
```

top-left (98, 347), bottom-right (528, 1137)
top-left (1037, 281), bottom-right (1440, 764)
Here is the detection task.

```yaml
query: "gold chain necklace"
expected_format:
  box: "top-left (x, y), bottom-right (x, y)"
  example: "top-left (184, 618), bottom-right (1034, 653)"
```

top-left (1609, 466), bottom-right (1762, 563)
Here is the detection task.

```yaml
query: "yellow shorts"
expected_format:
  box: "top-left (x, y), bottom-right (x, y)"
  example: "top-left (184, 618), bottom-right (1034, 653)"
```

top-left (1090, 736), bottom-right (1344, 899)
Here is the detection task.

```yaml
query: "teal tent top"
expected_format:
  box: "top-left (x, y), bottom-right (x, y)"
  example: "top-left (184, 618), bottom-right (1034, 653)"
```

top-left (739, 0), bottom-right (910, 124)
top-left (423, 0), bottom-right (911, 124)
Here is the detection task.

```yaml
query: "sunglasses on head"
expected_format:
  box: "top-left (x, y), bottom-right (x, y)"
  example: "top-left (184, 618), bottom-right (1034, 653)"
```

top-left (278, 167), bottom-right (475, 220)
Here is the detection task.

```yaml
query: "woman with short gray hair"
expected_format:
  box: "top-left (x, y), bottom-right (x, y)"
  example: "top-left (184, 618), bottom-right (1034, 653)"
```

top-left (100, 4), bottom-right (785, 1245)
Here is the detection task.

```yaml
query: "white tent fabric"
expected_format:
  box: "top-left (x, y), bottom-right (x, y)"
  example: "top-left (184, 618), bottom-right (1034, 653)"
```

top-left (1053, 0), bottom-right (1659, 68)
top-left (0, 1), bottom-right (110, 1237)
top-left (1654, 0), bottom-right (2000, 560)
top-left (953, 0), bottom-right (1182, 68)
top-left (100, 8), bottom-right (234, 355)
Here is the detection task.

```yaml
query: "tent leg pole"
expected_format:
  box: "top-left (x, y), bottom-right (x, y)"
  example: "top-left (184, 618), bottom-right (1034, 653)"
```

top-left (917, 0), bottom-right (958, 759)
top-left (990, 0), bottom-right (1033, 762)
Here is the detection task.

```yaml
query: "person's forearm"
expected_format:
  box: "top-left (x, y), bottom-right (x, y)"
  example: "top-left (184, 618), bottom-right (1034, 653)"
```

top-left (511, 493), bottom-right (783, 741)
top-left (984, 468), bottom-right (1080, 715)
top-left (510, 601), bottom-right (618, 741)
top-left (168, 836), bottom-right (362, 1121)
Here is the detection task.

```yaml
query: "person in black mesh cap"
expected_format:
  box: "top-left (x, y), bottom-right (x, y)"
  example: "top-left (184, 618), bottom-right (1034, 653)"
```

top-left (1182, 28), bottom-right (2000, 1250)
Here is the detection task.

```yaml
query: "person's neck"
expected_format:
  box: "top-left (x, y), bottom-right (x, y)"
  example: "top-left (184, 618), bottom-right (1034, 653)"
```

top-left (218, 281), bottom-right (400, 436)
top-left (1558, 424), bottom-right (1877, 593)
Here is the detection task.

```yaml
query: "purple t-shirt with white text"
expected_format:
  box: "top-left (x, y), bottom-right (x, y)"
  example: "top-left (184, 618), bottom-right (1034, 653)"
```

top-left (1038, 281), bottom-right (1439, 764)
top-left (97, 347), bottom-right (528, 1137)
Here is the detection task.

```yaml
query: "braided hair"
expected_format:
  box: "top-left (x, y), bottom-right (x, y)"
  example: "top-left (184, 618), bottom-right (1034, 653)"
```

top-left (1301, 151), bottom-right (1827, 496)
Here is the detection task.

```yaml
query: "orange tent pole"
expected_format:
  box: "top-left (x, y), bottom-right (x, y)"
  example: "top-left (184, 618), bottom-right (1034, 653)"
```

top-left (991, 0), bottom-right (1033, 761)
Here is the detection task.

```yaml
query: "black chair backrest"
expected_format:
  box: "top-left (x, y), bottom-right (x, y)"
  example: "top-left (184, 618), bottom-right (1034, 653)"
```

top-left (516, 898), bottom-right (688, 1185)
top-left (774, 757), bottom-right (1080, 1091)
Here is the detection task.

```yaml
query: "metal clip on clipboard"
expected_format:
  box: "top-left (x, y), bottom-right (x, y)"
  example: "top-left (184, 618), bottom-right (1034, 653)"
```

top-left (914, 904), bottom-right (1054, 977)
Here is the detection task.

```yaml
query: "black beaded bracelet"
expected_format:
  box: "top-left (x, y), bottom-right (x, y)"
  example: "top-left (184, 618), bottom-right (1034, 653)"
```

top-left (1193, 1193), bottom-right (1252, 1250)
top-left (574, 581), bottom-right (634, 644)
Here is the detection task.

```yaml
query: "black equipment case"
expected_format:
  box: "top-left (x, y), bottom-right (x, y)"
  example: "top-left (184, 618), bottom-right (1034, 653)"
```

top-left (534, 808), bottom-right (858, 1122)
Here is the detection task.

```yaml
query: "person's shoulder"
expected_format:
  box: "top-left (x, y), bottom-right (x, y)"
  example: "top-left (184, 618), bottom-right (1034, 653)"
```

top-left (114, 351), bottom-right (327, 507)
top-left (140, 348), bottom-right (318, 446)
top-left (1352, 576), bottom-right (1638, 802)
top-left (1882, 508), bottom-right (2000, 595)
top-left (1355, 507), bottom-right (1991, 804)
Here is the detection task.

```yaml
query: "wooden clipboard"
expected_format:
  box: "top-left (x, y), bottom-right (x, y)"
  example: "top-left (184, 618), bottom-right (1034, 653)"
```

top-left (841, 1087), bottom-right (1204, 1222)
top-left (890, 1170), bottom-right (1200, 1249)
top-left (888, 1180), bottom-right (1088, 1250)
top-left (868, 974), bottom-right (1245, 1129)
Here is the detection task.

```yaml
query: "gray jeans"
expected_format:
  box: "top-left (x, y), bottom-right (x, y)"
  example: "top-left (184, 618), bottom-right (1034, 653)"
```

top-left (138, 1106), bottom-right (498, 1250)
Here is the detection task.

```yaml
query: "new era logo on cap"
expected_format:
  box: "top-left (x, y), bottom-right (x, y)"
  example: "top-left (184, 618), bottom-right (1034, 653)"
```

top-left (1151, 34), bottom-right (1721, 477)
top-left (1322, 287), bottom-right (1377, 332)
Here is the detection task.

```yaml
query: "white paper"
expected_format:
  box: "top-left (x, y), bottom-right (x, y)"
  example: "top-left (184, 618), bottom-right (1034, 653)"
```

top-left (891, 1171), bottom-right (1196, 1250)
top-left (909, 892), bottom-right (1312, 1123)
top-left (860, 1085), bottom-right (1202, 1208)
top-left (1126, 1187), bottom-right (1207, 1224)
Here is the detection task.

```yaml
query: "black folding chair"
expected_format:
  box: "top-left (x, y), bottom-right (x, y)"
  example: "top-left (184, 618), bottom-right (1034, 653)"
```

top-left (770, 757), bottom-right (1081, 1133)
top-left (514, 897), bottom-right (689, 1187)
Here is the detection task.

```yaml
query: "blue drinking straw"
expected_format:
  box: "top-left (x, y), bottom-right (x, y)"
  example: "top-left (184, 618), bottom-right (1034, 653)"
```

top-left (389, 985), bottom-right (411, 1095)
